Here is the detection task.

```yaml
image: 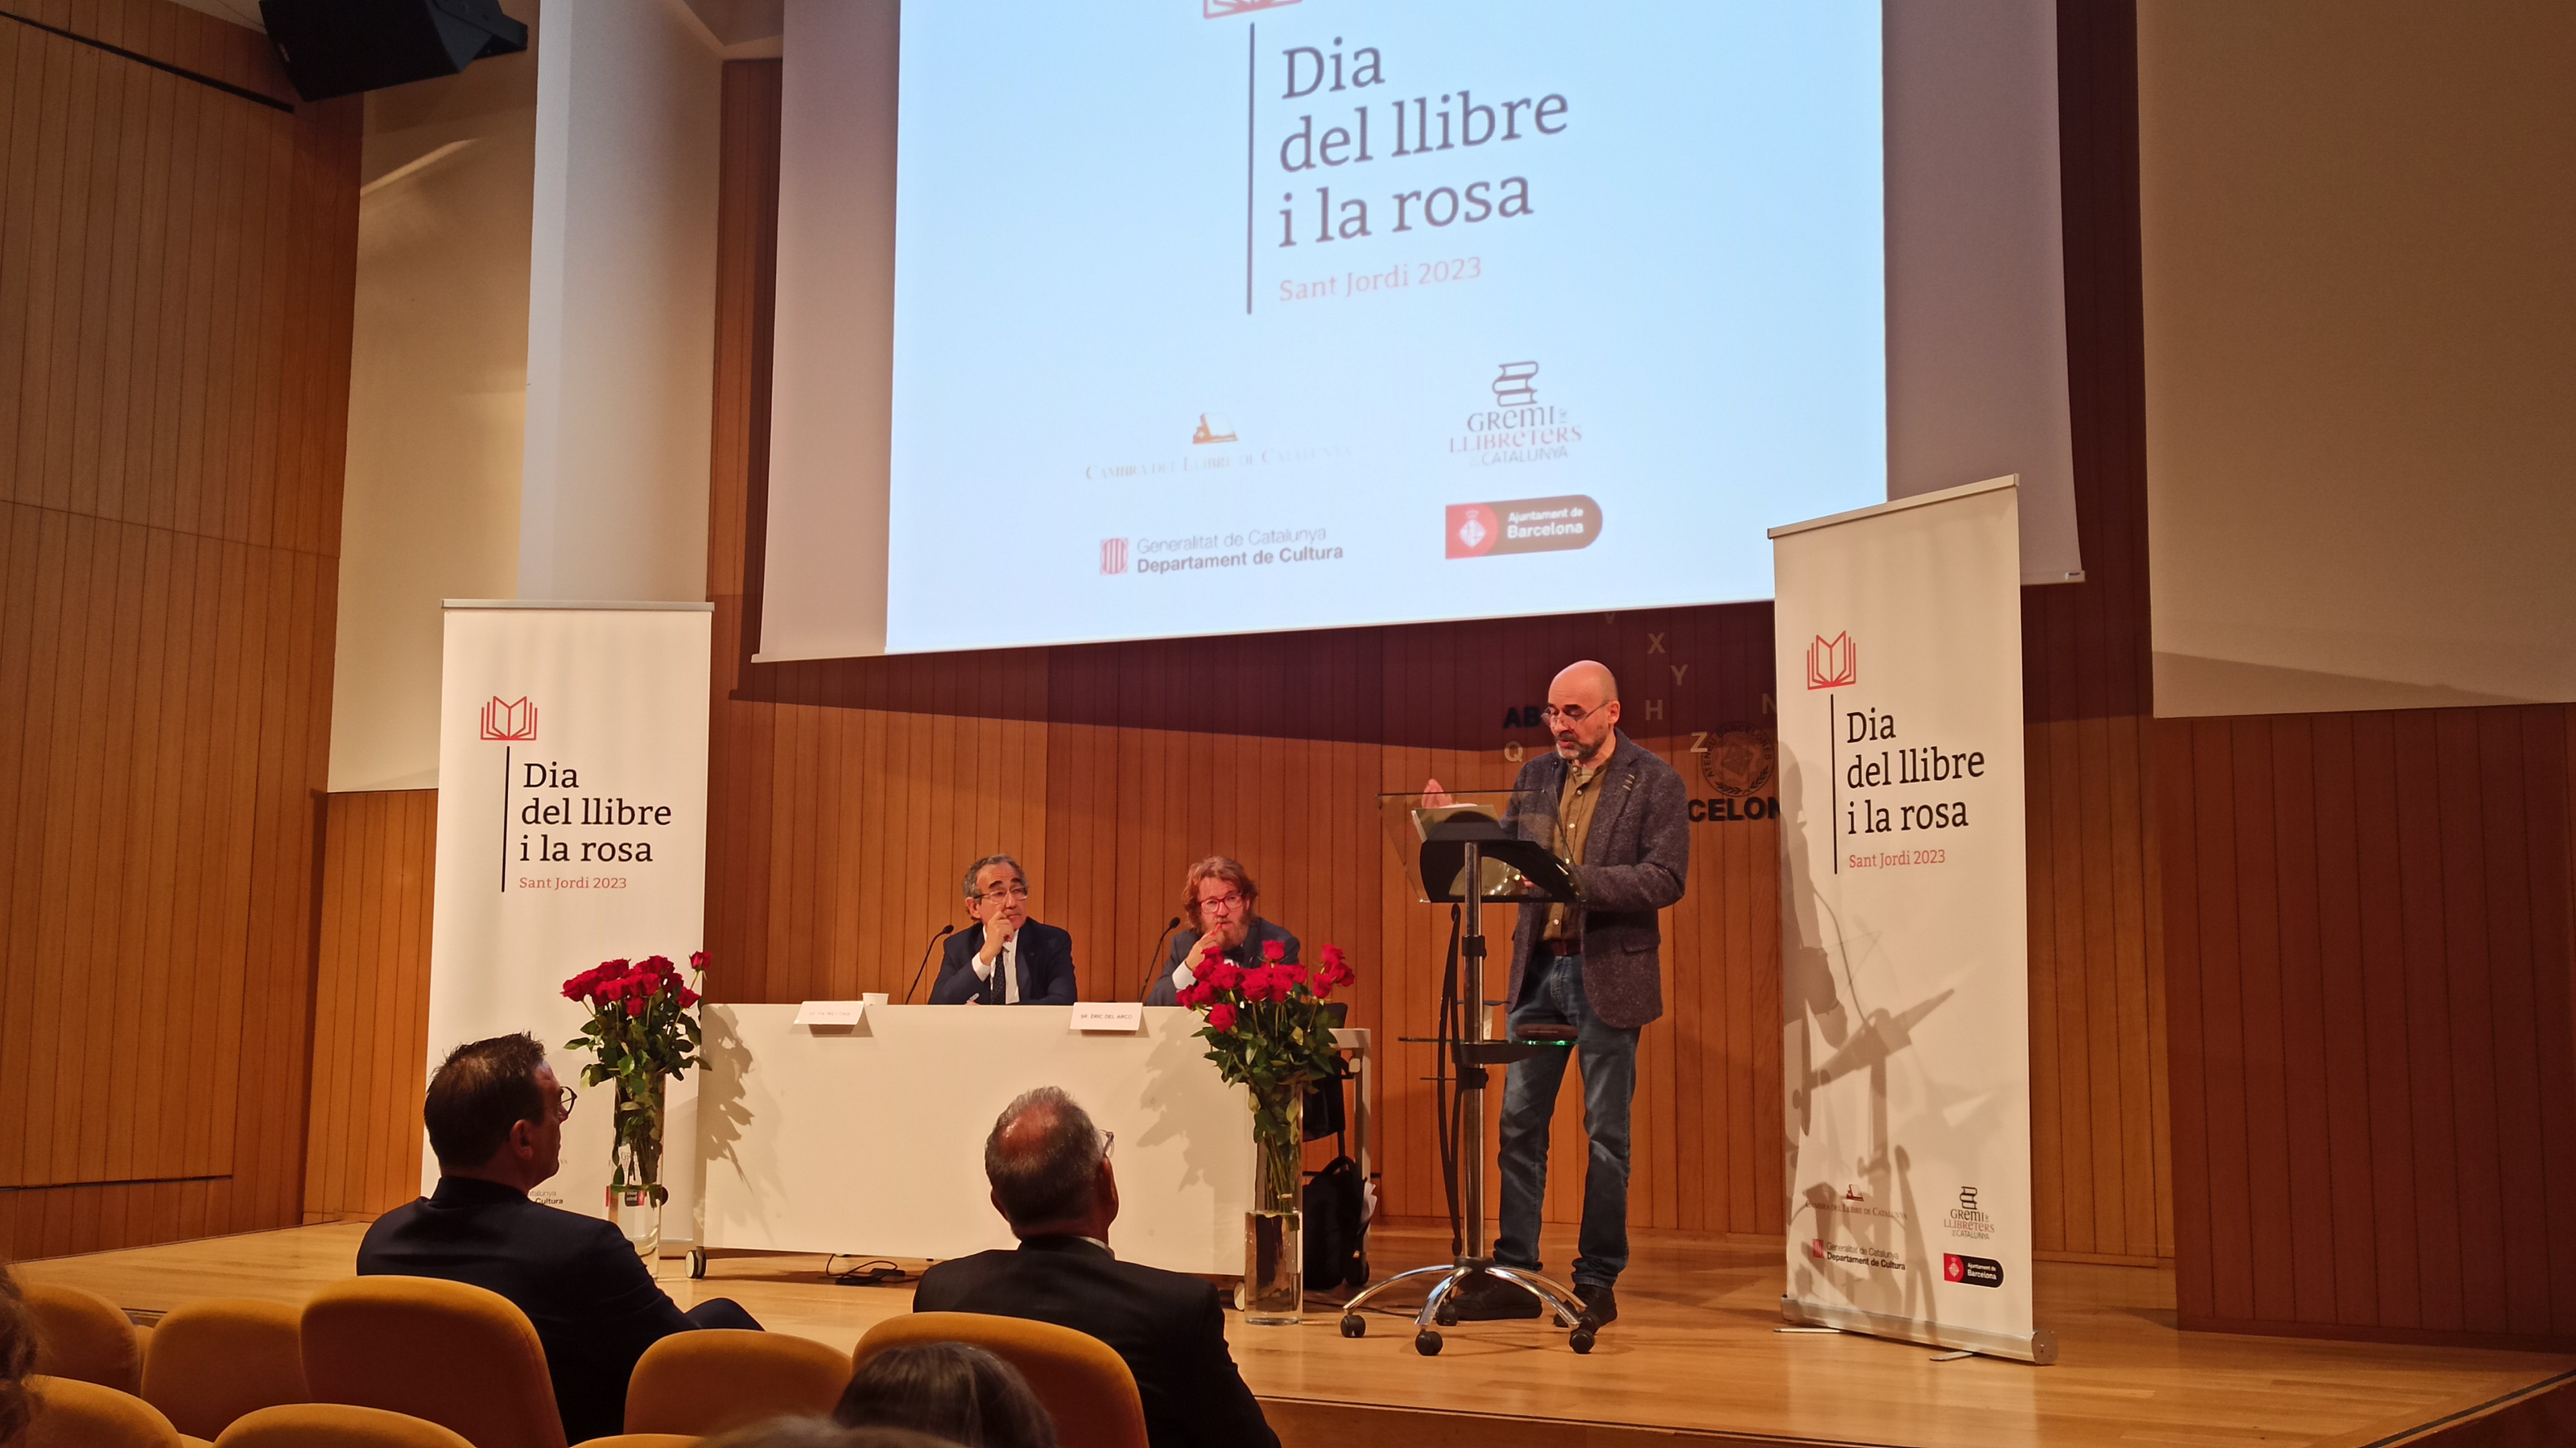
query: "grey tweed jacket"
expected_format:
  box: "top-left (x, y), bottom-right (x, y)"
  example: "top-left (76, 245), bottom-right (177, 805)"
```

top-left (1504, 730), bottom-right (1691, 1030)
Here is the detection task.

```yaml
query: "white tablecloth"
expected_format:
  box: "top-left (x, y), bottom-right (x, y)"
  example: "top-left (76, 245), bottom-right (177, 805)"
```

top-left (695, 1004), bottom-right (1254, 1274)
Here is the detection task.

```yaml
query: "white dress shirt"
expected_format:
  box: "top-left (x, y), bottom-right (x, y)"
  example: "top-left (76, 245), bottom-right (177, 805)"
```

top-left (968, 930), bottom-right (1020, 1004)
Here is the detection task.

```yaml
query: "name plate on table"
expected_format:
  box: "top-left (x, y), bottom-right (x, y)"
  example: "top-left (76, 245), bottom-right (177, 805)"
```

top-left (1068, 1002), bottom-right (1144, 1033)
top-left (793, 1000), bottom-right (866, 1027)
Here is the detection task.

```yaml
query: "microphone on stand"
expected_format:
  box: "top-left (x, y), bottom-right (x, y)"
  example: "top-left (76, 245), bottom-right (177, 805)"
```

top-left (903, 923), bottom-right (956, 1004)
top-left (1136, 917), bottom-right (1184, 1004)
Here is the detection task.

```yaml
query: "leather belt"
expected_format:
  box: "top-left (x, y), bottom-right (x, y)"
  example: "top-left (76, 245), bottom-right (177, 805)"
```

top-left (1545, 939), bottom-right (1582, 957)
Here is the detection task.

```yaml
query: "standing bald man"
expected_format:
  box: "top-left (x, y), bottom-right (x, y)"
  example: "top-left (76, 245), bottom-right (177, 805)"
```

top-left (1449, 660), bottom-right (1689, 1333)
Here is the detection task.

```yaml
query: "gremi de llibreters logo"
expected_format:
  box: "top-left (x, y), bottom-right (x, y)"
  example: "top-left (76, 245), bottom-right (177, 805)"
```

top-left (1446, 494), bottom-right (1601, 558)
top-left (1806, 632), bottom-right (1856, 690)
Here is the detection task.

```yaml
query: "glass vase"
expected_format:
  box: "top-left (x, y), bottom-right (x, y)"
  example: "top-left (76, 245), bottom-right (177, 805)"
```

top-left (1243, 1084), bottom-right (1303, 1325)
top-left (609, 1075), bottom-right (667, 1265)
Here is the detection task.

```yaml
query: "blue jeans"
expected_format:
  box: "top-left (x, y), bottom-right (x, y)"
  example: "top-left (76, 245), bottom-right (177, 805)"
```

top-left (1494, 954), bottom-right (1637, 1288)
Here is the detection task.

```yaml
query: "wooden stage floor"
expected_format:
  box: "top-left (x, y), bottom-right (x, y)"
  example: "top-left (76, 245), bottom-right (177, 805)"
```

top-left (19, 1220), bottom-right (2572, 1447)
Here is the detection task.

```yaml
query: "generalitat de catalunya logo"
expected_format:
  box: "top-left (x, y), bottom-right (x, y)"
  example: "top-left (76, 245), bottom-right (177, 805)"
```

top-left (1806, 632), bottom-right (1856, 690)
top-left (480, 696), bottom-right (537, 742)
top-left (1100, 538), bottom-right (1130, 576)
top-left (1204, 0), bottom-right (1298, 16)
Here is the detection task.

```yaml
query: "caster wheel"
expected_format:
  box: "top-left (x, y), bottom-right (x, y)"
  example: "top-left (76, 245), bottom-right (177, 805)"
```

top-left (688, 1248), bottom-right (707, 1280)
top-left (1569, 1325), bottom-right (1597, 1355)
top-left (1340, 1313), bottom-right (1366, 1339)
top-left (1414, 1330), bottom-right (1443, 1357)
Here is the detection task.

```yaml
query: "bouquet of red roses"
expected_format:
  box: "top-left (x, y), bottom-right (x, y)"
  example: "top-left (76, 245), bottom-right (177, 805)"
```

top-left (560, 952), bottom-right (706, 1200)
top-left (1175, 938), bottom-right (1355, 1109)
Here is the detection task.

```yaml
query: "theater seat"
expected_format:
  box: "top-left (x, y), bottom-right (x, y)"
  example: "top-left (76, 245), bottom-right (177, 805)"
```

top-left (624, 1329), bottom-right (850, 1436)
top-left (211, 1403), bottom-right (473, 1448)
top-left (301, 1276), bottom-right (568, 1448)
top-left (24, 1282), bottom-right (146, 1395)
top-left (143, 1298), bottom-right (311, 1439)
top-left (20, 1375), bottom-right (184, 1448)
top-left (854, 1312), bottom-right (1146, 1448)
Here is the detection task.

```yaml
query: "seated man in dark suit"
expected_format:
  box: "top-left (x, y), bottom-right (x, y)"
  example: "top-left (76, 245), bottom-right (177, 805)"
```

top-left (929, 854), bottom-right (1079, 1005)
top-left (1142, 855), bottom-right (1298, 1007)
top-left (357, 1033), bottom-right (761, 1444)
top-left (912, 1087), bottom-right (1279, 1448)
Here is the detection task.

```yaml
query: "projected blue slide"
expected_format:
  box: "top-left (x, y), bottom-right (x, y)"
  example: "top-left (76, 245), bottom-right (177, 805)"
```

top-left (883, 0), bottom-right (1882, 653)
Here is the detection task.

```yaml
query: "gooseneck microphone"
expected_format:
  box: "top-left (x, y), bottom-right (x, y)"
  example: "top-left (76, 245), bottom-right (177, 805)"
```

top-left (1137, 917), bottom-right (1185, 1004)
top-left (904, 923), bottom-right (956, 1004)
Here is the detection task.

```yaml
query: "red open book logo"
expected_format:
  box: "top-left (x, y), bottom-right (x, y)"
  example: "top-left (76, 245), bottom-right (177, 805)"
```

top-left (480, 697), bottom-right (538, 742)
top-left (1806, 633), bottom-right (1855, 690)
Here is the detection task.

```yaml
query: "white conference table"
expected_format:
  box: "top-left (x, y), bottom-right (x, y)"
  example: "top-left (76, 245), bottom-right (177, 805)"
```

top-left (694, 1004), bottom-right (1368, 1277)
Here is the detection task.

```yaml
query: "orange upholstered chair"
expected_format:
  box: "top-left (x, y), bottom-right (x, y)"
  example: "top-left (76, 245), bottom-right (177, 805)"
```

top-left (623, 1329), bottom-right (849, 1436)
top-left (142, 1298), bottom-right (311, 1440)
top-left (19, 1375), bottom-right (184, 1448)
top-left (211, 1403), bottom-right (474, 1448)
top-left (299, 1277), bottom-right (567, 1448)
top-left (24, 1282), bottom-right (146, 1395)
top-left (853, 1312), bottom-right (1146, 1448)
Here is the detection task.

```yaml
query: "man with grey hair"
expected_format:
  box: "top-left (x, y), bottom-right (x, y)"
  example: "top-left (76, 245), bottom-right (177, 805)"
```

top-left (929, 854), bottom-right (1079, 1005)
top-left (912, 1087), bottom-right (1278, 1448)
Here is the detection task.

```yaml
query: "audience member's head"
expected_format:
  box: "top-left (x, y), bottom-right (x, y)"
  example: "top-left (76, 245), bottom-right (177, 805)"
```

top-left (701, 1419), bottom-right (959, 1448)
top-left (424, 1032), bottom-right (568, 1190)
top-left (0, 1264), bottom-right (39, 1447)
top-left (982, 1087), bottom-right (1115, 1243)
top-left (835, 1343), bottom-right (1056, 1448)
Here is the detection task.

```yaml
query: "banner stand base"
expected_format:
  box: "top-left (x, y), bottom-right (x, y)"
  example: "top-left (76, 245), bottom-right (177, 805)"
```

top-left (1781, 1295), bottom-right (2059, 1366)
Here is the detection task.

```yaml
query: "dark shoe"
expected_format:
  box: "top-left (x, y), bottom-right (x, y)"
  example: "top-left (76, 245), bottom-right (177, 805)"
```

top-left (1446, 1271), bottom-right (1542, 1321)
top-left (1574, 1282), bottom-right (1618, 1328)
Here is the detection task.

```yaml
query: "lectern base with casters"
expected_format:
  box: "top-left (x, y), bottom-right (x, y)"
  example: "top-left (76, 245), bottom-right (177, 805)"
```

top-left (1342, 792), bottom-right (1596, 1355)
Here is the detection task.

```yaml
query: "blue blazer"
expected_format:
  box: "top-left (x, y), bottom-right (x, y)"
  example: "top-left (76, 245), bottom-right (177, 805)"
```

top-left (929, 919), bottom-right (1079, 1004)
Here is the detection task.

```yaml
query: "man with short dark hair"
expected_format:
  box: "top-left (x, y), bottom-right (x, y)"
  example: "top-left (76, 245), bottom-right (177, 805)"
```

top-left (911, 1087), bottom-right (1278, 1448)
top-left (929, 855), bottom-right (1079, 1005)
top-left (358, 1033), bottom-right (761, 1444)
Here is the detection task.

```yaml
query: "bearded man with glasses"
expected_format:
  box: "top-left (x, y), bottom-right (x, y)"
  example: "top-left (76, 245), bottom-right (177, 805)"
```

top-left (1438, 659), bottom-right (1689, 1338)
top-left (931, 854), bottom-right (1080, 1005)
top-left (1141, 855), bottom-right (1300, 1006)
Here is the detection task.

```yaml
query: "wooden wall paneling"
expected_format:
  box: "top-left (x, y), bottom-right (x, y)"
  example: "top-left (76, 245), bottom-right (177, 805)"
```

top-left (303, 790), bottom-right (436, 1221)
top-left (2159, 705), bottom-right (2576, 1348)
top-left (2475, 708), bottom-right (2549, 1339)
top-left (2538, 710), bottom-right (2576, 1337)
top-left (0, 3), bottom-right (357, 1259)
top-left (2433, 711), bottom-right (2508, 1335)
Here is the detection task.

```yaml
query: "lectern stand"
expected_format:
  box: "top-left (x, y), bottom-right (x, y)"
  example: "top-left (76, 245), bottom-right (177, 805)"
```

top-left (1341, 794), bottom-right (1598, 1355)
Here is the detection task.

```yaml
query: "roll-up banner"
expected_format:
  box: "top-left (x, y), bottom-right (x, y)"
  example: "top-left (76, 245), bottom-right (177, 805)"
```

top-left (423, 603), bottom-right (714, 1235)
top-left (1768, 476), bottom-right (2052, 1364)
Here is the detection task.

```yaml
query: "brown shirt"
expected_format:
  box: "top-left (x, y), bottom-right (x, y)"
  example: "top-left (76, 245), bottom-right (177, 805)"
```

top-left (1542, 760), bottom-right (1602, 941)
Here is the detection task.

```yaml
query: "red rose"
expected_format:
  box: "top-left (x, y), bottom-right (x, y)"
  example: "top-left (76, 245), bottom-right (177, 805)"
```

top-left (625, 997), bottom-right (646, 1017)
top-left (1175, 979), bottom-right (1208, 1009)
top-left (677, 986), bottom-right (700, 1008)
top-left (1207, 1002), bottom-right (1238, 1032)
top-left (1207, 962), bottom-right (1245, 994)
top-left (690, 950), bottom-right (709, 973)
top-left (1261, 939), bottom-right (1285, 963)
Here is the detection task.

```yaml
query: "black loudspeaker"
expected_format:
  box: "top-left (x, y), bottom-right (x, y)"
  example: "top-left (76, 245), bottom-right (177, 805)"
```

top-left (259, 0), bottom-right (530, 102)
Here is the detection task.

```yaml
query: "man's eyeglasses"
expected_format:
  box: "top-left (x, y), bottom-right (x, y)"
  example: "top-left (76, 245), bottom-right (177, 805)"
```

top-left (978, 881), bottom-right (1032, 903)
top-left (1101, 1130), bottom-right (1115, 1160)
top-left (1196, 890), bottom-right (1245, 914)
top-left (551, 1086), bottom-right (578, 1122)
top-left (1539, 704), bottom-right (1596, 724)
